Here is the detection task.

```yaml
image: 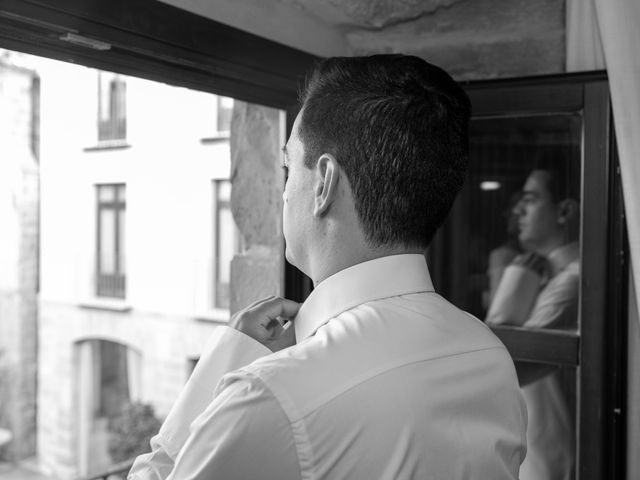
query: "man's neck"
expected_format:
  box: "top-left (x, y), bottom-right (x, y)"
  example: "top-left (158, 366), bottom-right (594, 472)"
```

top-left (546, 242), bottom-right (579, 277)
top-left (311, 243), bottom-right (424, 286)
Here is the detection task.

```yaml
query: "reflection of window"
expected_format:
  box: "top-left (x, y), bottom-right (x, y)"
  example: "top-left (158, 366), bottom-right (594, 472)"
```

top-left (215, 96), bottom-right (233, 135)
top-left (435, 115), bottom-right (582, 318)
top-left (213, 180), bottom-right (239, 309)
top-left (428, 76), bottom-right (625, 480)
top-left (98, 72), bottom-right (126, 142)
top-left (96, 184), bottom-right (126, 298)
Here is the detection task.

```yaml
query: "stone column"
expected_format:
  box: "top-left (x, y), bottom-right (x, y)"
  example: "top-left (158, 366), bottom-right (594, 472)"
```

top-left (228, 102), bottom-right (285, 314)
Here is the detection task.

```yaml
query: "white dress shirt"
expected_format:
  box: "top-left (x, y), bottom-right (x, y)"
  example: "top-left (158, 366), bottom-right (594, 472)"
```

top-left (130, 254), bottom-right (526, 480)
top-left (486, 243), bottom-right (579, 480)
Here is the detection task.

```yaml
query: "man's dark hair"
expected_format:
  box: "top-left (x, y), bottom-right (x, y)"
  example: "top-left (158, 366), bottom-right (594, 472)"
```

top-left (532, 152), bottom-right (581, 202)
top-left (298, 54), bottom-right (471, 249)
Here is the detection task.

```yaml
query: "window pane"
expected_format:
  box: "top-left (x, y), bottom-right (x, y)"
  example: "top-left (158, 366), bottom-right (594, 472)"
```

top-left (99, 208), bottom-right (115, 274)
top-left (217, 180), bottom-right (231, 202)
top-left (118, 209), bottom-right (126, 274)
top-left (518, 363), bottom-right (577, 480)
top-left (117, 184), bottom-right (126, 202)
top-left (218, 208), bottom-right (234, 283)
top-left (215, 204), bottom-right (235, 308)
top-left (98, 185), bottom-right (114, 202)
top-left (98, 340), bottom-right (130, 418)
top-left (432, 114), bottom-right (582, 333)
top-left (98, 72), bottom-right (126, 141)
top-left (216, 95), bottom-right (233, 133)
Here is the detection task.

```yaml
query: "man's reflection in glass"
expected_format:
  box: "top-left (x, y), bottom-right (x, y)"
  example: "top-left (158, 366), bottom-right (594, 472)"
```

top-left (483, 192), bottom-right (524, 310)
top-left (486, 163), bottom-right (580, 480)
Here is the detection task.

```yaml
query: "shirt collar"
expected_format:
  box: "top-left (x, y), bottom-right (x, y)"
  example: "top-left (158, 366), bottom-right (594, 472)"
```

top-left (294, 254), bottom-right (434, 341)
top-left (547, 242), bottom-right (579, 277)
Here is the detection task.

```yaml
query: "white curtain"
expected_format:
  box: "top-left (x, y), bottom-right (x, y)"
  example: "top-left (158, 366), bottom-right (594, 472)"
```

top-left (566, 2), bottom-right (640, 477)
top-left (566, 0), bottom-right (640, 321)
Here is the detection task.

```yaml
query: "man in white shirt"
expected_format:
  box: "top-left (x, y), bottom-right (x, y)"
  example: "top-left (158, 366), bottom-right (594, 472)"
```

top-left (487, 165), bottom-right (580, 480)
top-left (129, 55), bottom-right (527, 480)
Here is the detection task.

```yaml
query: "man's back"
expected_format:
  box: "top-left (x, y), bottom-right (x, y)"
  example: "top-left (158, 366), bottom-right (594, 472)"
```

top-left (236, 255), bottom-right (527, 479)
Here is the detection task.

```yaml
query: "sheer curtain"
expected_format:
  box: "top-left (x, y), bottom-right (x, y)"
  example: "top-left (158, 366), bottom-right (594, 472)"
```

top-left (567, 0), bottom-right (640, 316)
top-left (566, 1), bottom-right (640, 477)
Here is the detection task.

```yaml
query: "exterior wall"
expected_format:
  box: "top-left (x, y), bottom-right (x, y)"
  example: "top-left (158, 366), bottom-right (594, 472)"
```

top-left (30, 56), bottom-right (269, 478)
top-left (37, 302), bottom-right (215, 477)
top-left (0, 59), bottom-right (39, 461)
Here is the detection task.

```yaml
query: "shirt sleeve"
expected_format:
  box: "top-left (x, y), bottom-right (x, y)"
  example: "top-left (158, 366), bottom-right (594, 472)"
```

top-left (128, 326), bottom-right (272, 480)
top-left (486, 265), bottom-right (542, 326)
top-left (525, 268), bottom-right (579, 330)
top-left (166, 371), bottom-right (300, 480)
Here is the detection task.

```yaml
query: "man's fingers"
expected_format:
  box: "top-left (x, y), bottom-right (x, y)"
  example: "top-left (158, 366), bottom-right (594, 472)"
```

top-left (244, 295), bottom-right (277, 310)
top-left (256, 297), bottom-right (301, 324)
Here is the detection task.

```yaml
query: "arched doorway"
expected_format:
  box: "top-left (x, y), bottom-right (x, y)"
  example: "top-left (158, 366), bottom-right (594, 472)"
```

top-left (75, 339), bottom-right (141, 476)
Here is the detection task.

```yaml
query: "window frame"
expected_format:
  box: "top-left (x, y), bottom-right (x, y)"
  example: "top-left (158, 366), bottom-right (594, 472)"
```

top-left (97, 71), bottom-right (127, 143)
top-left (0, 0), bottom-right (316, 108)
top-left (0, 0), bottom-right (318, 304)
top-left (430, 72), bottom-right (627, 480)
top-left (95, 183), bottom-right (126, 299)
top-left (2, 2), bottom-right (626, 478)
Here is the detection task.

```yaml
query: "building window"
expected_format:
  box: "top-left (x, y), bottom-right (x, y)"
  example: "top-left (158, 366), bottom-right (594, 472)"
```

top-left (96, 184), bottom-right (126, 298)
top-left (213, 180), bottom-right (239, 309)
top-left (215, 95), bottom-right (233, 135)
top-left (98, 72), bottom-right (126, 142)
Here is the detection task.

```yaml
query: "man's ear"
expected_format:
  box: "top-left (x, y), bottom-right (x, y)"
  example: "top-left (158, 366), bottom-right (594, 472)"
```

top-left (313, 154), bottom-right (340, 217)
top-left (557, 199), bottom-right (579, 225)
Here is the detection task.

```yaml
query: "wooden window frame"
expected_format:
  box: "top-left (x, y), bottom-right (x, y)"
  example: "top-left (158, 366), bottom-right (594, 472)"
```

top-left (0, 0), bottom-right (317, 107)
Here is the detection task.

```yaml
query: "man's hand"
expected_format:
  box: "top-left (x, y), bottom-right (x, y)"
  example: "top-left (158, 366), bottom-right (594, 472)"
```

top-left (229, 296), bottom-right (301, 352)
top-left (511, 252), bottom-right (548, 277)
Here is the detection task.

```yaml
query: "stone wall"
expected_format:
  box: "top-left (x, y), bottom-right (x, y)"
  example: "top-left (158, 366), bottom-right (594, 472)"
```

top-left (229, 102), bottom-right (285, 312)
top-left (345, 0), bottom-right (565, 80)
top-left (0, 60), bottom-right (39, 461)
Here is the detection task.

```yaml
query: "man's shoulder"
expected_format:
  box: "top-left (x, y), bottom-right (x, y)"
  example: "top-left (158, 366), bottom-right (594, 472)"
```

top-left (239, 292), bottom-right (512, 417)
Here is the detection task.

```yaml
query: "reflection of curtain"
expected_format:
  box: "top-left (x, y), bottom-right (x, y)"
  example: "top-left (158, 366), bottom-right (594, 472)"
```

top-left (126, 347), bottom-right (142, 403)
top-left (566, 2), bottom-right (640, 476)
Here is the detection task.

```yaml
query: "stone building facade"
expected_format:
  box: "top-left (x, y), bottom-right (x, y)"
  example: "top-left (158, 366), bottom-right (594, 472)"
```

top-left (0, 57), bottom-right (39, 462)
top-left (12, 54), bottom-right (285, 478)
